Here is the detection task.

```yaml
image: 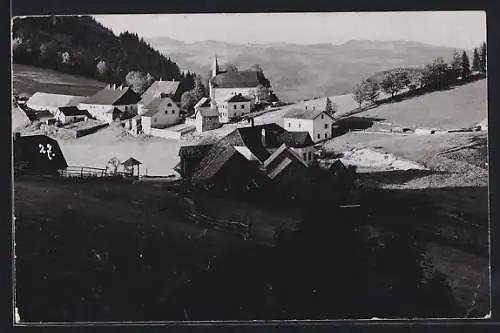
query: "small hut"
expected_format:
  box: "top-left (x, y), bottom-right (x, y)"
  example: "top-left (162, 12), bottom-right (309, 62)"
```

top-left (121, 157), bottom-right (142, 177)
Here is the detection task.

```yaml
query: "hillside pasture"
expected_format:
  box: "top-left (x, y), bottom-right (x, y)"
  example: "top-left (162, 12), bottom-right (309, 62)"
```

top-left (353, 79), bottom-right (487, 130)
top-left (12, 64), bottom-right (106, 97)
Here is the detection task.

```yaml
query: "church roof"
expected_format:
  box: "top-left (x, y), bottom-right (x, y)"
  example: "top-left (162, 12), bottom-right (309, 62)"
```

top-left (210, 70), bottom-right (264, 88)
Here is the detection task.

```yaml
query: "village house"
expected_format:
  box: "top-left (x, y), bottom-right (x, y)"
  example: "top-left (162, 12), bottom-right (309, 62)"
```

top-left (79, 84), bottom-right (141, 123)
top-left (138, 80), bottom-right (180, 115)
top-left (139, 95), bottom-right (181, 135)
top-left (54, 106), bottom-right (90, 125)
top-left (218, 94), bottom-right (253, 123)
top-left (26, 92), bottom-right (85, 114)
top-left (283, 108), bottom-right (335, 143)
top-left (208, 56), bottom-right (270, 114)
top-left (193, 97), bottom-right (220, 132)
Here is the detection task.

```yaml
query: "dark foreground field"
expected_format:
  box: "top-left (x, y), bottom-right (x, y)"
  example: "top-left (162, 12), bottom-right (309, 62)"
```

top-left (14, 176), bottom-right (489, 321)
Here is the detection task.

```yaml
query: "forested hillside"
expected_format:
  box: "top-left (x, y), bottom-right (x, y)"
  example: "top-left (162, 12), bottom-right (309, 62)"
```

top-left (11, 16), bottom-right (197, 95)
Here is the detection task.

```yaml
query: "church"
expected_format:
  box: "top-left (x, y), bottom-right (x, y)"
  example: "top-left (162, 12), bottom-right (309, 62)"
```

top-left (208, 56), bottom-right (271, 121)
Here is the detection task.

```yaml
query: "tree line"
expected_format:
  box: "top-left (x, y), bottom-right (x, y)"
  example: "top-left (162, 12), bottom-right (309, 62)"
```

top-left (353, 42), bottom-right (487, 107)
top-left (11, 16), bottom-right (197, 98)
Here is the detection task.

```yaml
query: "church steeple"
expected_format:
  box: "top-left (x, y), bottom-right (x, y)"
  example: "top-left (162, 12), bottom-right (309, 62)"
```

top-left (212, 54), bottom-right (219, 78)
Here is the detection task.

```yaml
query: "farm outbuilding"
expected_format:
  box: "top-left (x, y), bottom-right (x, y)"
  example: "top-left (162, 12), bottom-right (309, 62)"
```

top-left (26, 92), bottom-right (85, 114)
top-left (121, 157), bottom-right (142, 177)
top-left (13, 133), bottom-right (68, 175)
top-left (55, 106), bottom-right (91, 124)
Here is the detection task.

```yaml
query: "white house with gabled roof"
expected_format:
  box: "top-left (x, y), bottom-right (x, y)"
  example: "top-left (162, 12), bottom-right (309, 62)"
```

top-left (283, 108), bottom-right (335, 143)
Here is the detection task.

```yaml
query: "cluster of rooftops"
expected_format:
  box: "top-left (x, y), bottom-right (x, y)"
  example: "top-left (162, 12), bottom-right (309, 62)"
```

top-left (176, 123), bottom-right (317, 185)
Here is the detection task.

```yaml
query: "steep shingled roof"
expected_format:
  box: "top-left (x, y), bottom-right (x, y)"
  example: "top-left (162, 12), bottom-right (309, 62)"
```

top-left (83, 86), bottom-right (141, 105)
top-left (27, 93), bottom-right (85, 108)
top-left (225, 94), bottom-right (253, 103)
top-left (210, 70), bottom-right (264, 88)
top-left (140, 81), bottom-right (180, 106)
top-left (276, 131), bottom-right (314, 148)
top-left (194, 97), bottom-right (211, 109)
top-left (284, 108), bottom-right (334, 121)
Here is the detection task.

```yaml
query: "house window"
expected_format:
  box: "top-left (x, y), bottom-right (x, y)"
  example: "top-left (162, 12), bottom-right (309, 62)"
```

top-left (233, 105), bottom-right (237, 110)
top-left (325, 133), bottom-right (328, 139)
top-left (308, 152), bottom-right (312, 160)
top-left (299, 123), bottom-right (301, 128)
top-left (165, 110), bottom-right (169, 114)
top-left (167, 103), bottom-right (172, 107)
top-left (241, 104), bottom-right (245, 109)
top-left (317, 134), bottom-right (320, 139)
top-left (172, 110), bottom-right (175, 114)
top-left (324, 124), bottom-right (328, 129)
top-left (321, 114), bottom-right (324, 119)
top-left (303, 152), bottom-right (307, 160)
top-left (288, 122), bottom-right (291, 128)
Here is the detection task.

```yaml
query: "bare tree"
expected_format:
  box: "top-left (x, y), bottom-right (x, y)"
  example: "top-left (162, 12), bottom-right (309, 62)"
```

top-left (106, 157), bottom-right (121, 175)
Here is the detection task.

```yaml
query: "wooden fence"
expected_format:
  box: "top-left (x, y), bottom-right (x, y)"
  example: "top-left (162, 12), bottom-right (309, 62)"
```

top-left (59, 166), bottom-right (131, 178)
top-left (182, 209), bottom-right (251, 239)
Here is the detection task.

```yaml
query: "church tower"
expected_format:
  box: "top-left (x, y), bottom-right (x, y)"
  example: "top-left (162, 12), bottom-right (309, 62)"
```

top-left (209, 55), bottom-right (219, 101)
top-left (212, 55), bottom-right (219, 78)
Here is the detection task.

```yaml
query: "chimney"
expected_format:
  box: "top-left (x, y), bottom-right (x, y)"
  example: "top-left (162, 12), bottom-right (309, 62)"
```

top-left (261, 128), bottom-right (266, 148)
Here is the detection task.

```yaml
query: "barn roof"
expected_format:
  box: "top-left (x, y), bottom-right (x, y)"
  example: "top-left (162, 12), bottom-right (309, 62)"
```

top-left (284, 108), bottom-right (334, 121)
top-left (83, 86), bottom-right (140, 105)
top-left (14, 134), bottom-right (68, 172)
top-left (140, 81), bottom-right (180, 105)
top-left (178, 144), bottom-right (214, 158)
top-left (191, 145), bottom-right (240, 184)
top-left (27, 93), bottom-right (85, 108)
top-left (210, 70), bottom-right (264, 88)
top-left (236, 123), bottom-right (287, 162)
top-left (36, 110), bottom-right (55, 119)
top-left (58, 106), bottom-right (89, 117)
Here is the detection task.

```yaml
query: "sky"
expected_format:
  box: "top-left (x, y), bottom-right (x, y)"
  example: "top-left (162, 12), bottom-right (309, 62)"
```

top-left (93, 12), bottom-right (486, 49)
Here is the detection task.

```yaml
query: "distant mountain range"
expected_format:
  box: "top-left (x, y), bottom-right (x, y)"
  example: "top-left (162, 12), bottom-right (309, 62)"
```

top-left (147, 37), bottom-right (458, 102)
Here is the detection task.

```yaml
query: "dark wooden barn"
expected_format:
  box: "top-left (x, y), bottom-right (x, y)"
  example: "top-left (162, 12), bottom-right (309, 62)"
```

top-left (13, 133), bottom-right (68, 175)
